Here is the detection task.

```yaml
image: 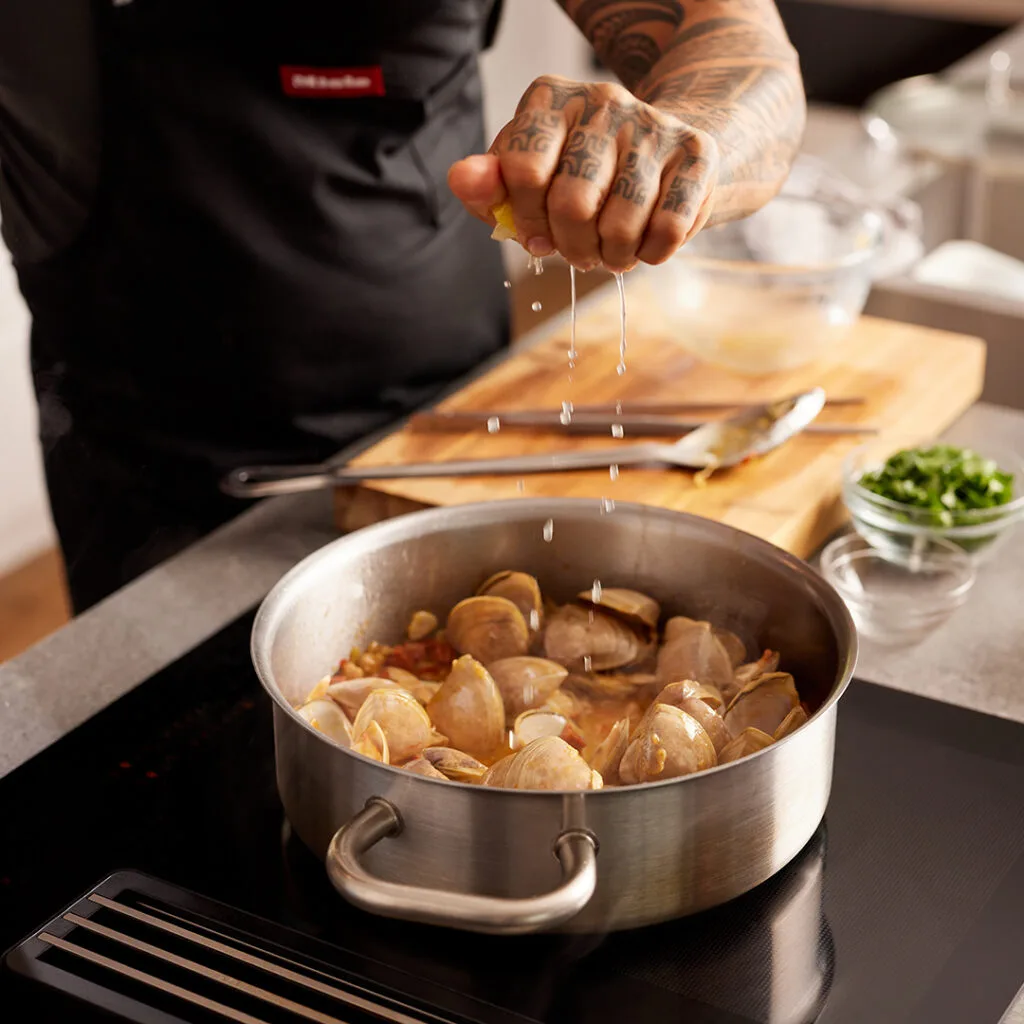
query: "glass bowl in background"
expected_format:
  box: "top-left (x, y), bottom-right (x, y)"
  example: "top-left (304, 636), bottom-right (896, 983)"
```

top-left (647, 193), bottom-right (884, 374)
top-left (820, 532), bottom-right (975, 646)
top-left (842, 443), bottom-right (1024, 566)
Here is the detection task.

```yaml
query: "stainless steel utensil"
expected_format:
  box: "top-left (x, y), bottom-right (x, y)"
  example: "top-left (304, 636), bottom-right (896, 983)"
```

top-left (222, 389), bottom-right (826, 499)
top-left (413, 409), bottom-right (875, 437)
top-left (252, 498), bottom-right (856, 934)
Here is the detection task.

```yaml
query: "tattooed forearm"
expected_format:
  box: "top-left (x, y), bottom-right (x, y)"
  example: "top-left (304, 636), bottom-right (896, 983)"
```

top-left (557, 0), bottom-right (806, 223)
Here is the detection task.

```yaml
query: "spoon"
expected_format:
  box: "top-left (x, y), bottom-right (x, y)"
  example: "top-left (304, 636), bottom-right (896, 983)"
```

top-left (220, 388), bottom-right (826, 499)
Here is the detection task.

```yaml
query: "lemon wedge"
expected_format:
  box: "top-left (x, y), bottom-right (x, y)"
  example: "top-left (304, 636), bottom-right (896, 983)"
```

top-left (491, 200), bottom-right (518, 242)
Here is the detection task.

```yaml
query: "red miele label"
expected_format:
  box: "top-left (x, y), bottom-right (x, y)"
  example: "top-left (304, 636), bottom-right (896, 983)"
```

top-left (279, 65), bottom-right (385, 98)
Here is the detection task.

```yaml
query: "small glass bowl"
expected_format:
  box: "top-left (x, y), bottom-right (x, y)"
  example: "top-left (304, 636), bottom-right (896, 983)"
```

top-left (842, 443), bottom-right (1024, 566)
top-left (820, 532), bottom-right (976, 646)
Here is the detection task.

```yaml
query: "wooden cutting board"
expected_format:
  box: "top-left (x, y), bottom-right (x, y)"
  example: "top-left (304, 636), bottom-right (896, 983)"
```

top-left (334, 274), bottom-right (986, 558)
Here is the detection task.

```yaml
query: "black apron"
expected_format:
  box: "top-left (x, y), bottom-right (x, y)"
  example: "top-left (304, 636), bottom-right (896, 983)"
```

top-left (12, 0), bottom-right (508, 613)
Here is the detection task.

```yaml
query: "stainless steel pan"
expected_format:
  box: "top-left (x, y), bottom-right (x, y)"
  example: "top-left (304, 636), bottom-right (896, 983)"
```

top-left (251, 499), bottom-right (856, 935)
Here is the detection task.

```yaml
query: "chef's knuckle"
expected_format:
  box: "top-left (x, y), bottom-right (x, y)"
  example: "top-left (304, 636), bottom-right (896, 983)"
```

top-left (503, 159), bottom-right (550, 193)
top-left (600, 221), bottom-right (637, 249)
top-left (548, 189), bottom-right (595, 224)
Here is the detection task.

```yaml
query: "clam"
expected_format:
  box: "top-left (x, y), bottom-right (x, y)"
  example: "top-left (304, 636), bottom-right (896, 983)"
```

top-left (304, 676), bottom-right (332, 704)
top-left (774, 705), bottom-right (809, 740)
top-left (669, 696), bottom-right (731, 755)
top-left (481, 752), bottom-right (517, 787)
top-left (403, 757), bottom-right (448, 779)
top-left (478, 571), bottom-right (544, 632)
top-left (619, 704), bottom-right (717, 784)
top-left (544, 604), bottom-right (644, 672)
top-left (488, 656), bottom-right (568, 722)
top-left (512, 709), bottom-right (586, 751)
top-left (351, 720), bottom-right (390, 763)
top-left (578, 587), bottom-right (660, 637)
top-left (564, 670), bottom-right (658, 700)
top-left (421, 746), bottom-right (488, 783)
top-left (724, 672), bottom-right (800, 739)
top-left (587, 717), bottom-right (630, 786)
top-left (732, 649), bottom-right (781, 690)
top-left (446, 595), bottom-right (530, 664)
top-left (718, 727), bottom-right (774, 764)
top-left (652, 679), bottom-right (724, 712)
top-left (296, 699), bottom-right (352, 747)
top-left (426, 655), bottom-right (506, 762)
top-left (540, 688), bottom-right (586, 720)
top-left (407, 610), bottom-right (438, 641)
top-left (382, 667), bottom-right (442, 705)
top-left (326, 677), bottom-right (410, 719)
top-left (656, 617), bottom-right (734, 692)
top-left (713, 627), bottom-right (747, 668)
top-left (492, 736), bottom-right (603, 791)
top-left (351, 689), bottom-right (446, 763)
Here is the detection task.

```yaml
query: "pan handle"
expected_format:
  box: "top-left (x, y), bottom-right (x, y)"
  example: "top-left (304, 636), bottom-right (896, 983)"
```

top-left (325, 797), bottom-right (598, 935)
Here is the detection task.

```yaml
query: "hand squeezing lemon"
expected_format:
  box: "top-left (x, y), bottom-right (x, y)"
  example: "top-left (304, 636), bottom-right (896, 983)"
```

top-left (490, 200), bottom-right (518, 243)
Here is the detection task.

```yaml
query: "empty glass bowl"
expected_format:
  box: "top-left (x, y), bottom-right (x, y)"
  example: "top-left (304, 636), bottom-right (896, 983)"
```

top-left (820, 532), bottom-right (976, 646)
top-left (648, 193), bottom-right (884, 374)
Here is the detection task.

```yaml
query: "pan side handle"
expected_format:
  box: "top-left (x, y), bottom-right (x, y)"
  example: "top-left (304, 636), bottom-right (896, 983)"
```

top-left (325, 797), bottom-right (598, 935)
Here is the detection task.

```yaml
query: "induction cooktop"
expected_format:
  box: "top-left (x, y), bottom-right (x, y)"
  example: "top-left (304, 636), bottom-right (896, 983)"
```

top-left (2, 608), bottom-right (1023, 1023)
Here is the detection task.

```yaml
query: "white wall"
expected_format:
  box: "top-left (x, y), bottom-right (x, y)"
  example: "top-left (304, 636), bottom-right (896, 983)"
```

top-left (0, 2), bottom-right (598, 575)
top-left (0, 235), bottom-right (54, 576)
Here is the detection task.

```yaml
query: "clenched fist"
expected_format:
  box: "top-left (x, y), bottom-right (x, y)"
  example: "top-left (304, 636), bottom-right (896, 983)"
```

top-left (448, 75), bottom-right (720, 273)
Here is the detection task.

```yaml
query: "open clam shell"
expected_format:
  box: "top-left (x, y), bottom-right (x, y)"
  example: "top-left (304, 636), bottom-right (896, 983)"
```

top-left (619, 704), bottom-right (717, 784)
top-left (351, 719), bottom-right (390, 763)
top-left (512, 708), bottom-right (586, 751)
top-left (426, 655), bottom-right (506, 762)
top-left (403, 757), bottom-right (448, 779)
top-left (351, 688), bottom-right (446, 764)
top-left (494, 736), bottom-right (604, 791)
top-left (578, 587), bottom-right (660, 636)
top-left (421, 746), bottom-right (488, 783)
top-left (296, 699), bottom-right (352, 747)
top-left (652, 679), bottom-right (724, 712)
top-left (724, 672), bottom-right (800, 738)
top-left (718, 727), bottom-right (775, 764)
top-left (326, 677), bottom-right (411, 720)
top-left (446, 595), bottom-right (530, 664)
top-left (587, 717), bottom-right (630, 786)
top-left (488, 656), bottom-right (568, 722)
top-left (774, 705), bottom-right (809, 740)
top-left (544, 604), bottom-right (646, 672)
top-left (478, 571), bottom-right (544, 633)
top-left (656, 617), bottom-right (734, 692)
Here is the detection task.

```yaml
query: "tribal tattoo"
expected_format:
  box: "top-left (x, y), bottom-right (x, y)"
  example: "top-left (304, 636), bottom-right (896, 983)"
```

top-left (555, 1), bottom-right (806, 223)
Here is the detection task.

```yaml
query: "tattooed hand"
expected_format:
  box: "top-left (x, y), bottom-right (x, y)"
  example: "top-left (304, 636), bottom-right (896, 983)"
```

top-left (450, 1), bottom-right (804, 273)
top-left (448, 76), bottom-right (718, 272)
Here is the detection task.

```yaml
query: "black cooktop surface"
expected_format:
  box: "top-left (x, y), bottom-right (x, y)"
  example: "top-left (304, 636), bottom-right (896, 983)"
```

top-left (2, 608), bottom-right (1023, 1023)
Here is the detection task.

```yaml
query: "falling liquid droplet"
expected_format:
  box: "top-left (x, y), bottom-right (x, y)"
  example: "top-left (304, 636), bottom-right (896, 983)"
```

top-left (528, 255), bottom-right (545, 276)
top-left (615, 400), bottom-right (623, 416)
top-left (583, 655), bottom-right (593, 673)
top-left (600, 497), bottom-right (616, 515)
top-left (542, 519), bottom-right (554, 542)
top-left (609, 464), bottom-right (620, 481)
top-left (487, 416), bottom-right (501, 434)
top-left (516, 478), bottom-right (526, 493)
top-left (529, 608), bottom-right (541, 631)
top-left (615, 272), bottom-right (627, 376)
top-left (568, 266), bottom-right (579, 366)
top-left (559, 400), bottom-right (574, 426)
top-left (531, 301), bottom-right (543, 313)
top-left (611, 424), bottom-right (624, 439)
top-left (503, 279), bottom-right (512, 289)
top-left (591, 579), bottom-right (603, 604)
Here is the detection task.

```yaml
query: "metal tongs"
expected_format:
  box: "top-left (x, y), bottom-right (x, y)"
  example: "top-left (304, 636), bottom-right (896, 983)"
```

top-left (221, 388), bottom-right (826, 499)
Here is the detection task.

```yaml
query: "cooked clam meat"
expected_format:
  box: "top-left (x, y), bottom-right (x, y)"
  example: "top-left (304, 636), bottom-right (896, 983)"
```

top-left (294, 570), bottom-right (815, 790)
